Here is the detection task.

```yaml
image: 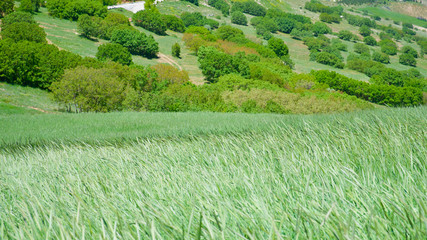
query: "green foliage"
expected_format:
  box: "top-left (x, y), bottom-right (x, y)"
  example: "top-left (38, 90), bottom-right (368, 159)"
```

top-left (0, 0), bottom-right (14, 18)
top-left (354, 43), bottom-right (370, 55)
top-left (162, 15), bottom-right (186, 33)
top-left (312, 22), bottom-right (331, 36)
top-left (372, 51), bottom-right (390, 64)
top-left (1, 11), bottom-right (35, 29)
top-left (363, 36), bottom-right (377, 46)
top-left (1, 22), bottom-right (47, 44)
top-left (0, 39), bottom-right (82, 89)
top-left (180, 0), bottom-right (198, 6)
top-left (305, 0), bottom-right (343, 15)
top-left (172, 43), bottom-right (181, 58)
top-left (198, 46), bottom-right (251, 83)
top-left (46, 0), bottom-right (107, 20)
top-left (315, 52), bottom-right (344, 69)
top-left (344, 13), bottom-right (376, 27)
top-left (19, 0), bottom-right (40, 13)
top-left (215, 25), bottom-right (247, 43)
top-left (268, 37), bottom-right (288, 57)
top-left (359, 25), bottom-right (371, 37)
top-left (110, 28), bottom-right (159, 58)
top-left (401, 46), bottom-right (418, 58)
top-left (311, 70), bottom-right (423, 106)
top-left (77, 14), bottom-right (102, 39)
top-left (276, 17), bottom-right (296, 34)
top-left (181, 12), bottom-right (219, 29)
top-left (290, 29), bottom-right (312, 40)
top-left (133, 10), bottom-right (166, 35)
top-left (379, 39), bottom-right (398, 55)
top-left (231, 11), bottom-right (247, 26)
top-left (399, 53), bottom-right (416, 67)
top-left (319, 12), bottom-right (341, 24)
top-left (231, 1), bottom-right (266, 17)
top-left (338, 30), bottom-right (358, 42)
top-left (208, 0), bottom-right (230, 16)
top-left (104, 12), bottom-right (130, 26)
top-left (51, 66), bottom-right (128, 112)
top-left (96, 43), bottom-right (133, 66)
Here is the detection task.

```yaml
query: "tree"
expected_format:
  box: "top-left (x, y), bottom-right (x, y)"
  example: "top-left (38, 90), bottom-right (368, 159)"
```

top-left (208, 0), bottom-right (230, 16)
top-left (401, 46), bottom-right (418, 58)
top-left (162, 15), bottom-right (186, 33)
top-left (1, 22), bottom-right (47, 43)
top-left (19, 0), bottom-right (41, 13)
top-left (372, 51), bottom-right (389, 64)
top-left (133, 9), bottom-right (167, 35)
top-left (379, 39), bottom-right (398, 55)
top-left (51, 66), bottom-right (128, 112)
top-left (96, 43), bottom-right (133, 66)
top-left (399, 53), bottom-right (416, 67)
top-left (0, 0), bottom-right (14, 18)
top-left (172, 43), bottom-right (181, 58)
top-left (231, 11), bottom-right (247, 25)
top-left (268, 37), bottom-right (289, 57)
top-left (363, 36), bottom-right (377, 46)
top-left (312, 22), bottom-right (331, 36)
top-left (77, 14), bottom-right (102, 39)
top-left (110, 28), bottom-right (159, 58)
top-left (181, 0), bottom-right (198, 6)
top-left (359, 25), bottom-right (371, 37)
top-left (1, 11), bottom-right (36, 29)
top-left (354, 43), bottom-right (370, 55)
top-left (276, 17), bottom-right (295, 34)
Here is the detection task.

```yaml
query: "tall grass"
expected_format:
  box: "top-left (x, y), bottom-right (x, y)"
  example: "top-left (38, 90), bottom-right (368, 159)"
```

top-left (1, 107), bottom-right (426, 239)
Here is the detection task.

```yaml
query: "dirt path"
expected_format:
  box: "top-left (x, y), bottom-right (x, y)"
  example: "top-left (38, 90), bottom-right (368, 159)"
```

top-left (157, 53), bottom-right (182, 70)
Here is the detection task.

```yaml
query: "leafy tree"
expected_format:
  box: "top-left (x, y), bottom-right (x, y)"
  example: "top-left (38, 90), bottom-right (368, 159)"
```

top-left (181, 0), bottom-right (198, 6)
top-left (1, 11), bottom-right (36, 29)
top-left (312, 22), bottom-right (331, 36)
top-left (46, 0), bottom-right (107, 20)
top-left (104, 12), bottom-right (130, 26)
top-left (231, 11), bottom-right (247, 26)
top-left (0, 0), bottom-right (14, 18)
top-left (372, 51), bottom-right (390, 64)
top-left (51, 66), bottom-right (128, 112)
top-left (231, 1), bottom-right (266, 17)
top-left (359, 25), bottom-right (371, 37)
top-left (1, 22), bottom-right (47, 43)
top-left (96, 43), bottom-right (133, 66)
top-left (354, 43), bottom-right (370, 55)
top-left (315, 52), bottom-right (344, 68)
top-left (319, 13), bottom-right (341, 23)
top-left (363, 36), bottom-right (377, 46)
top-left (77, 14), bottom-right (102, 39)
top-left (162, 15), bottom-right (186, 33)
top-left (268, 37), bottom-right (289, 57)
top-left (401, 46), bottom-right (418, 58)
top-left (399, 53), bottom-right (416, 67)
top-left (19, 0), bottom-right (41, 13)
top-left (172, 43), bottom-right (181, 58)
top-left (208, 0), bottom-right (230, 16)
top-left (215, 25), bottom-right (246, 43)
top-left (133, 10), bottom-right (167, 35)
top-left (338, 30), bottom-right (356, 41)
top-left (276, 17), bottom-right (296, 34)
top-left (379, 39), bottom-right (398, 55)
top-left (181, 12), bottom-right (219, 29)
top-left (110, 28), bottom-right (159, 58)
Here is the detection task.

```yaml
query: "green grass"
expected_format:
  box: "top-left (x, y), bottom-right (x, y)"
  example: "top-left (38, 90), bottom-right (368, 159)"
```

top-left (0, 82), bottom-right (60, 114)
top-left (359, 6), bottom-right (427, 28)
top-left (0, 107), bottom-right (426, 239)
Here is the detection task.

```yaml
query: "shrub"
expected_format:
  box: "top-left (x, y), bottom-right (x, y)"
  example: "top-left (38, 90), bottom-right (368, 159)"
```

top-left (319, 13), bottom-right (341, 23)
top-left (402, 22), bottom-right (413, 29)
top-left (290, 29), bottom-right (312, 40)
top-left (46, 0), bottom-right (107, 20)
top-left (276, 17), bottom-right (296, 34)
top-left (151, 64), bottom-right (189, 84)
top-left (1, 22), bottom-right (47, 44)
top-left (363, 36), bottom-right (377, 46)
top-left (338, 30), bottom-right (356, 41)
top-left (162, 15), bottom-right (186, 33)
top-left (379, 39), bottom-right (398, 55)
top-left (372, 51), bottom-right (390, 64)
top-left (231, 11), bottom-right (247, 25)
top-left (268, 37), bottom-right (289, 57)
top-left (133, 10), bottom-right (166, 35)
top-left (215, 25), bottom-right (247, 43)
top-left (208, 0), bottom-right (230, 16)
top-left (77, 14), bottom-right (102, 39)
top-left (104, 12), bottom-right (130, 26)
top-left (96, 43), bottom-right (133, 66)
top-left (180, 0), bottom-right (198, 6)
top-left (315, 52), bottom-right (344, 68)
top-left (110, 28), bottom-right (159, 58)
top-left (399, 53), bottom-right (416, 67)
top-left (181, 12), bottom-right (219, 29)
top-left (354, 43), bottom-right (370, 55)
top-left (401, 46), bottom-right (418, 58)
top-left (172, 43), bottom-right (181, 58)
top-left (1, 11), bottom-right (36, 29)
top-left (0, 0), bottom-right (14, 18)
top-left (311, 70), bottom-right (423, 106)
top-left (359, 25), bottom-right (371, 37)
top-left (312, 22), bottom-right (331, 36)
top-left (19, 0), bottom-right (40, 13)
top-left (231, 1), bottom-right (266, 17)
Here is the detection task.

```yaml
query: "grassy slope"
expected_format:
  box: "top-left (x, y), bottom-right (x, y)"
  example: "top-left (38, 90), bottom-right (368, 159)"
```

top-left (359, 6), bottom-right (427, 28)
top-left (0, 82), bottom-right (60, 115)
top-left (1, 107), bottom-right (426, 239)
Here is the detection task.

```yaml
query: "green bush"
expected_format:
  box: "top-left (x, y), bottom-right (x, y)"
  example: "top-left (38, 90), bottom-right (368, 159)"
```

top-left (338, 30), bottom-right (357, 41)
top-left (133, 10), bottom-right (166, 35)
top-left (312, 22), bottom-right (331, 36)
top-left (399, 53), bottom-right (416, 67)
top-left (319, 13), bottom-right (341, 23)
top-left (1, 22), bottom-right (47, 44)
top-left (208, 0), bottom-right (230, 16)
top-left (231, 1), bottom-right (266, 17)
top-left (181, 12), bottom-right (219, 29)
top-left (359, 25), bottom-right (371, 37)
top-left (315, 52), bottom-right (344, 69)
top-left (0, 0), bottom-right (14, 18)
top-left (231, 11), bottom-right (247, 26)
top-left (1, 11), bottom-right (36, 29)
top-left (268, 37), bottom-right (289, 57)
top-left (311, 70), bottom-right (423, 106)
top-left (110, 28), bottom-right (159, 58)
top-left (379, 39), bottom-right (398, 55)
top-left (96, 43), bottom-right (133, 66)
top-left (162, 15), bottom-right (186, 33)
top-left (276, 17), bottom-right (296, 34)
top-left (363, 36), bottom-right (377, 46)
top-left (372, 51), bottom-right (390, 64)
top-left (180, 0), bottom-right (198, 6)
top-left (172, 43), bottom-right (181, 58)
top-left (401, 46), bottom-right (418, 58)
top-left (46, 0), bottom-right (107, 20)
top-left (215, 25), bottom-right (247, 43)
top-left (354, 43), bottom-right (370, 55)
top-left (77, 14), bottom-right (102, 39)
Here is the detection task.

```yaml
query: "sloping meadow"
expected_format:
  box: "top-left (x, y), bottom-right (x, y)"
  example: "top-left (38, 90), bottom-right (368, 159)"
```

top-left (1, 107), bottom-right (426, 239)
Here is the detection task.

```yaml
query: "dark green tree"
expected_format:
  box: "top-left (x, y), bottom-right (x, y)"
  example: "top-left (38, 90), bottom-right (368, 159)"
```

top-left (1, 22), bottom-right (47, 43)
top-left (401, 46), bottom-right (418, 58)
top-left (96, 43), bottom-right (133, 65)
top-left (399, 53), bottom-right (416, 67)
top-left (231, 11), bottom-right (247, 25)
top-left (133, 9), bottom-right (167, 35)
top-left (359, 25), bottom-right (371, 37)
top-left (268, 37), bottom-right (289, 57)
top-left (172, 43), bottom-right (181, 58)
top-left (110, 28), bottom-right (159, 58)
top-left (363, 36), bottom-right (377, 46)
top-left (0, 0), bottom-right (14, 18)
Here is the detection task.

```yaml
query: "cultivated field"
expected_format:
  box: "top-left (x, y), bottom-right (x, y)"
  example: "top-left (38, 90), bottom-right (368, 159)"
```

top-left (1, 107), bottom-right (426, 239)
